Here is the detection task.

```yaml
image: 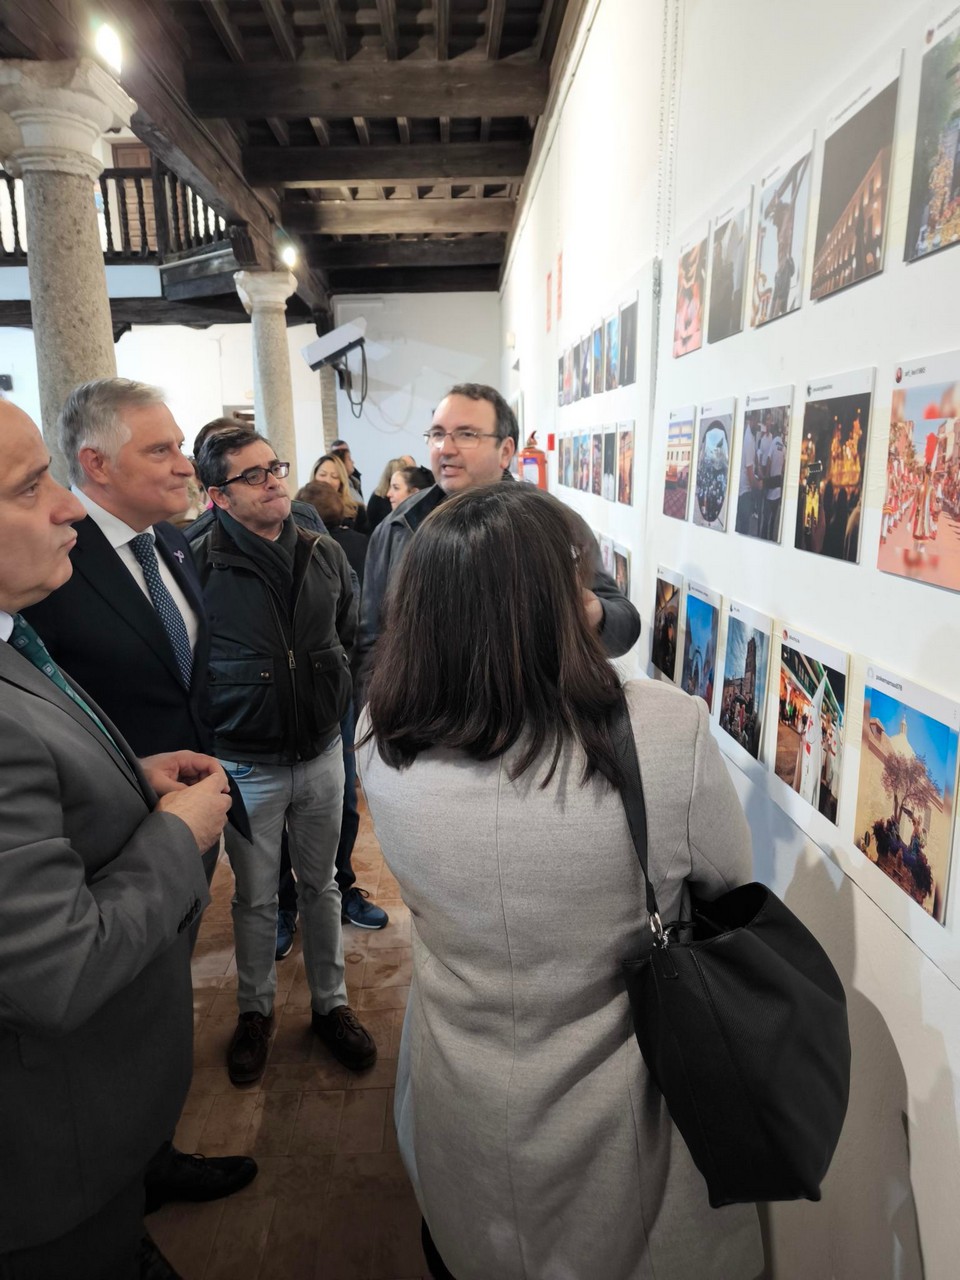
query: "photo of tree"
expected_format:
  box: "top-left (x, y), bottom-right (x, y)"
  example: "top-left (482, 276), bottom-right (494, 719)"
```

top-left (854, 669), bottom-right (959, 924)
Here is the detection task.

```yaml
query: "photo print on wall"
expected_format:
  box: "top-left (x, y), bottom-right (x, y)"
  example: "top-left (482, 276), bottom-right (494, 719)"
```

top-left (651, 568), bottom-right (682, 683)
top-left (613, 543), bottom-right (631, 597)
top-left (854, 666), bottom-right (960, 925)
top-left (905, 6), bottom-right (960, 262)
top-left (692, 397), bottom-right (736, 531)
top-left (602, 429), bottom-right (616, 501)
top-left (774, 627), bottom-right (847, 826)
top-left (751, 136), bottom-right (813, 327)
top-left (878, 349), bottom-right (960, 593)
top-left (680, 583), bottom-right (721, 713)
top-left (572, 339), bottom-right (582, 402)
top-left (735, 386), bottom-right (793, 541)
top-left (576, 433), bottom-right (590, 492)
top-left (563, 434), bottom-right (574, 488)
top-left (708, 196), bottom-right (751, 343)
top-left (592, 432), bottom-right (603, 497)
top-left (673, 229), bottom-right (708, 356)
top-left (599, 534), bottom-right (615, 576)
top-left (562, 348), bottom-right (573, 405)
top-left (592, 325), bottom-right (604, 395)
top-left (719, 601), bottom-right (772, 763)
top-left (794, 368), bottom-right (874, 563)
top-left (619, 297), bottom-right (639, 386)
top-left (580, 336), bottom-right (592, 400)
top-left (811, 61), bottom-right (900, 300)
top-left (617, 422), bottom-right (635, 505)
top-left (604, 314), bottom-right (620, 391)
top-left (663, 404), bottom-right (695, 520)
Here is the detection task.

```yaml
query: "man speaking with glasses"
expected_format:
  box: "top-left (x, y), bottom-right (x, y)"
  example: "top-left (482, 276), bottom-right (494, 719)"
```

top-left (192, 427), bottom-right (377, 1087)
top-left (358, 383), bottom-right (641, 674)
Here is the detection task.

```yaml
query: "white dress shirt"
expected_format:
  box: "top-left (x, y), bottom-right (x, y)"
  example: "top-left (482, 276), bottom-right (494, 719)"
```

top-left (0, 610), bottom-right (13, 643)
top-left (72, 488), bottom-right (200, 653)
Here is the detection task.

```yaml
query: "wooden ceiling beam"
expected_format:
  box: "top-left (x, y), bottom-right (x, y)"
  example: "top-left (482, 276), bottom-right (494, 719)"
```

top-left (310, 235), bottom-right (506, 269)
top-left (319, 0), bottom-right (350, 61)
top-left (327, 264), bottom-right (500, 293)
top-left (285, 198), bottom-right (516, 235)
top-left (245, 141), bottom-right (529, 186)
top-left (186, 60), bottom-right (549, 119)
top-left (261, 0), bottom-right (299, 60)
top-left (375, 0), bottom-right (399, 60)
top-left (485, 0), bottom-right (507, 59)
top-left (436, 0), bottom-right (450, 60)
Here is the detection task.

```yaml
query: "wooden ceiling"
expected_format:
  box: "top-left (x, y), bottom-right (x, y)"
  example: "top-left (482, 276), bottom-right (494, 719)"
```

top-left (1, 0), bottom-right (577, 327)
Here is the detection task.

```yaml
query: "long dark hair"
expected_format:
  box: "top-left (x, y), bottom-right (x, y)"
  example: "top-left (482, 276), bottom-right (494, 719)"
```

top-left (360, 483), bottom-right (624, 787)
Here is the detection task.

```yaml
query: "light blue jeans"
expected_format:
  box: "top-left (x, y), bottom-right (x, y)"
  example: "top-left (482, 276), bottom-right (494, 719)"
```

top-left (222, 738), bottom-right (347, 1017)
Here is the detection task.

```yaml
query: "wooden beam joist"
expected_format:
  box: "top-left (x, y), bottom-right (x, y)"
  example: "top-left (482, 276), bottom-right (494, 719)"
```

top-left (284, 198), bottom-right (516, 235)
top-left (309, 234), bottom-right (506, 270)
top-left (245, 141), bottom-right (529, 187)
top-left (327, 265), bottom-right (501, 294)
top-left (186, 61), bottom-right (549, 121)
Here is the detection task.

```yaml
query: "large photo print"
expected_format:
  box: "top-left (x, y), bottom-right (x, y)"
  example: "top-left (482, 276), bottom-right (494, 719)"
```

top-left (774, 629), bottom-right (847, 825)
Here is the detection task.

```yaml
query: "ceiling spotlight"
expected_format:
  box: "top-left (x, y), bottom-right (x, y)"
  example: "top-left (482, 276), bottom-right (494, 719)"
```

top-left (94, 22), bottom-right (123, 75)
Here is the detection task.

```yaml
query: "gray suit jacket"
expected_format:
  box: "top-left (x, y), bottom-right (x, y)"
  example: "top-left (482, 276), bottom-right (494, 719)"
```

top-left (0, 640), bottom-right (209, 1252)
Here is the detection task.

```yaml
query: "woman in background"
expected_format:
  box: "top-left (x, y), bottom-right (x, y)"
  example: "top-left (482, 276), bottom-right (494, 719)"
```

top-left (312, 453), bottom-right (369, 533)
top-left (357, 483), bottom-right (763, 1280)
top-left (387, 464), bottom-right (433, 510)
top-left (367, 455), bottom-right (414, 532)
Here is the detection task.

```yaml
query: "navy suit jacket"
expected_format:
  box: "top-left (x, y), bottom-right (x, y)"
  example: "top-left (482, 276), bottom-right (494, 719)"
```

top-left (25, 516), bottom-right (212, 757)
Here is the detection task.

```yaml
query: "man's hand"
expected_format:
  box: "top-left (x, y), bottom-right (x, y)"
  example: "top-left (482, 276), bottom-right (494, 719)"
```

top-left (140, 750), bottom-right (227, 797)
top-left (155, 772), bottom-right (232, 853)
top-left (582, 588), bottom-right (604, 631)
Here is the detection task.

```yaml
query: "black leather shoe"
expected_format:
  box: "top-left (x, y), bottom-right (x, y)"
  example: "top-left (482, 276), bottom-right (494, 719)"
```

top-left (311, 1004), bottom-right (377, 1071)
top-left (227, 1010), bottom-right (274, 1086)
top-left (138, 1234), bottom-right (182, 1280)
top-left (143, 1146), bottom-right (259, 1214)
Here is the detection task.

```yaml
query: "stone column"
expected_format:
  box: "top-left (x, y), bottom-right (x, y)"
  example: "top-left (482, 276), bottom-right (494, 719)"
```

top-left (0, 60), bottom-right (134, 477)
top-left (319, 364), bottom-right (339, 451)
top-left (234, 269), bottom-right (299, 489)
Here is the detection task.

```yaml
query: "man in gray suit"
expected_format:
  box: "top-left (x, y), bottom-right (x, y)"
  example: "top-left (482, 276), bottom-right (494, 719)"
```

top-left (0, 398), bottom-right (232, 1278)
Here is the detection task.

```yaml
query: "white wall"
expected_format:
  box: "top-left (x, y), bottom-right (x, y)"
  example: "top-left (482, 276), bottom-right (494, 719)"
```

top-left (502, 0), bottom-right (960, 1276)
top-left (331, 291), bottom-right (500, 497)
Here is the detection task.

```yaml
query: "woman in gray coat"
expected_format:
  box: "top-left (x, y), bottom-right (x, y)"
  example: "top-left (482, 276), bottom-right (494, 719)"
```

top-left (357, 484), bottom-right (763, 1280)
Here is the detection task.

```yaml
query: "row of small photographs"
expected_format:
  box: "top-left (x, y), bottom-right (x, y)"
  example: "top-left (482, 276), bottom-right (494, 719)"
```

top-left (663, 350), bottom-right (960, 596)
top-left (598, 536), bottom-right (631, 598)
top-left (674, 10), bottom-right (960, 357)
top-left (557, 297), bottom-right (639, 405)
top-left (651, 571), bottom-right (960, 927)
top-left (557, 423), bottom-right (635, 505)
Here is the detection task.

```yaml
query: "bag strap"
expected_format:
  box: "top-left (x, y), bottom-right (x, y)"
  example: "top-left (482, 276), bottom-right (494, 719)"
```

top-left (613, 695), bottom-right (663, 929)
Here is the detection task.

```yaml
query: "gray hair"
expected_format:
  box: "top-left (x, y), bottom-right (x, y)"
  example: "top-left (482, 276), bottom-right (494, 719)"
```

top-left (58, 378), bottom-right (166, 487)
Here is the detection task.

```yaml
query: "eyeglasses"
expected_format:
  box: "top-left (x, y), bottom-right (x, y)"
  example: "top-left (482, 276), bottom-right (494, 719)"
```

top-left (424, 428), bottom-right (501, 449)
top-left (218, 461), bottom-right (290, 488)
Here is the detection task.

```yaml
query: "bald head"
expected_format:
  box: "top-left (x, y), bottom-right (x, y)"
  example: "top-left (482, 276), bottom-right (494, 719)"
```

top-left (0, 402), bottom-right (86, 613)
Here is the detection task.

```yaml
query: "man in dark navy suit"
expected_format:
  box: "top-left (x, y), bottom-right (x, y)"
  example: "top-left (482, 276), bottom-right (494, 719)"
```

top-left (24, 379), bottom-right (256, 1278)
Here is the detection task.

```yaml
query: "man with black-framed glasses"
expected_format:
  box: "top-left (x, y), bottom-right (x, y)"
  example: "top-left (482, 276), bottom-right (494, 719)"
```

top-left (192, 427), bottom-right (377, 1087)
top-left (357, 383), bottom-right (641, 678)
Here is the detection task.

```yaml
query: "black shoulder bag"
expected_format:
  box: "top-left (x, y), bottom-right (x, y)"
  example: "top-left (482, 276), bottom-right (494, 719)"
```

top-left (615, 699), bottom-right (851, 1207)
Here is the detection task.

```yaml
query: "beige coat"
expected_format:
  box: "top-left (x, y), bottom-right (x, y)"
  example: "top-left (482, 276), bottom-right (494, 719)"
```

top-left (358, 679), bottom-right (764, 1280)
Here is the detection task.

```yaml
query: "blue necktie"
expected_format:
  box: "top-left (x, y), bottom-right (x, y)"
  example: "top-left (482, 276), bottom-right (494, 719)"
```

top-left (10, 615), bottom-right (119, 750)
top-left (129, 533), bottom-right (193, 689)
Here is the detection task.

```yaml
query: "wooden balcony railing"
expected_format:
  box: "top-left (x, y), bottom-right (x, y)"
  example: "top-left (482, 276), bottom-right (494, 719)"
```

top-left (0, 160), bottom-right (226, 264)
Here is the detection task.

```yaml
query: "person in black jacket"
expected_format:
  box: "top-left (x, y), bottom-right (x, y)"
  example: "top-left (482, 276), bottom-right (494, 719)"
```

top-left (193, 427), bottom-right (377, 1087)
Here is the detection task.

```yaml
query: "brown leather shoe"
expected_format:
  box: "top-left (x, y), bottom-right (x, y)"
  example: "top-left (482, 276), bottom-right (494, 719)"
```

top-left (227, 1011), bottom-right (273, 1086)
top-left (311, 1004), bottom-right (377, 1071)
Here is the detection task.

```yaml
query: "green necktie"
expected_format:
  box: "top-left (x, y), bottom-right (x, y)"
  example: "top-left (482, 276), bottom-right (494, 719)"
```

top-left (10, 614), bottom-right (120, 751)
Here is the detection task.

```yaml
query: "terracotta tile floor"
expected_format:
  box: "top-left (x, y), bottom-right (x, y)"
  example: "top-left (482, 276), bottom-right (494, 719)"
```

top-left (149, 795), bottom-right (429, 1280)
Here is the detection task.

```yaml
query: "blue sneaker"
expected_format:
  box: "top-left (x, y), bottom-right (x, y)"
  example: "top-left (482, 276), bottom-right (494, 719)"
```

top-left (341, 887), bottom-right (389, 930)
top-left (276, 909), bottom-right (298, 960)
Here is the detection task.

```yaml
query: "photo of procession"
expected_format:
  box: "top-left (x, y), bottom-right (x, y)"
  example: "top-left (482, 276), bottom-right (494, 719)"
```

top-left (680, 587), bottom-right (720, 712)
top-left (735, 395), bottom-right (790, 541)
top-left (751, 146), bottom-right (812, 327)
top-left (878, 354), bottom-right (960, 593)
top-left (794, 381), bottom-right (872, 562)
top-left (905, 12), bottom-right (960, 262)
top-left (854, 672), bottom-right (959, 924)
top-left (719, 605), bottom-right (771, 760)
top-left (774, 633), bottom-right (846, 824)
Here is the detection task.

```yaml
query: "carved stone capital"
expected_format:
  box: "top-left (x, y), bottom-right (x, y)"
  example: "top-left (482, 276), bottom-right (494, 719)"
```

top-left (0, 58), bottom-right (135, 179)
top-left (234, 269), bottom-right (298, 315)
